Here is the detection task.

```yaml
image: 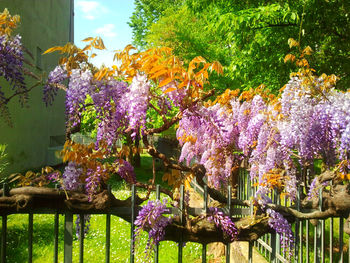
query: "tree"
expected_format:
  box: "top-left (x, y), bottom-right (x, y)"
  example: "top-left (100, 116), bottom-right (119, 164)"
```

top-left (2, 8), bottom-right (350, 262)
top-left (129, 0), bottom-right (350, 92)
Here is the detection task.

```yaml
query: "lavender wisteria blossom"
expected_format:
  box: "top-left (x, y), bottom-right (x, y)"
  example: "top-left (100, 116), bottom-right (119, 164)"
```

top-left (62, 162), bottom-right (82, 190)
top-left (125, 73), bottom-right (150, 138)
top-left (134, 199), bottom-right (172, 261)
top-left (207, 207), bottom-right (238, 241)
top-left (116, 159), bottom-right (136, 184)
top-left (267, 208), bottom-right (294, 257)
top-left (92, 79), bottom-right (129, 147)
top-left (43, 65), bottom-right (67, 106)
top-left (66, 68), bottom-right (93, 128)
top-left (0, 34), bottom-right (26, 104)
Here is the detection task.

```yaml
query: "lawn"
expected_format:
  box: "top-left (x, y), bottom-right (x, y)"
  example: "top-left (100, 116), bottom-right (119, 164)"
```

top-left (0, 154), bottom-right (202, 262)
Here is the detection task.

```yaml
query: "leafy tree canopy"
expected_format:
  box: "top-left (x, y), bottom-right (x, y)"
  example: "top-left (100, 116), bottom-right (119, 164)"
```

top-left (129, 0), bottom-right (350, 92)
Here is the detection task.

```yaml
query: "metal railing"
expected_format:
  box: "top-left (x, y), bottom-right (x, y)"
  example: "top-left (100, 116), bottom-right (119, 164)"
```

top-left (1, 168), bottom-right (349, 262)
top-left (0, 183), bottom-right (253, 263)
top-left (233, 168), bottom-right (350, 263)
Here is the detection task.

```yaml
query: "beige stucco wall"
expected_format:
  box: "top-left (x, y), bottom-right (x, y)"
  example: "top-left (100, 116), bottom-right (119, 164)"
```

top-left (0, 0), bottom-right (73, 175)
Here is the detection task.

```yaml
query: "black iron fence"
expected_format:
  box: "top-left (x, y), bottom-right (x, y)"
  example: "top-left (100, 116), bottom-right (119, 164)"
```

top-left (0, 168), bottom-right (349, 262)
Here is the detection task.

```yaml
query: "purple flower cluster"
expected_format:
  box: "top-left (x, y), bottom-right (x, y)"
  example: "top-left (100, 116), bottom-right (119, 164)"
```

top-left (43, 65), bottom-right (67, 106)
top-left (177, 104), bottom-right (239, 188)
top-left (46, 171), bottom-right (60, 183)
top-left (75, 214), bottom-right (91, 239)
top-left (0, 34), bottom-right (26, 105)
top-left (66, 68), bottom-right (93, 128)
top-left (116, 159), bottom-right (136, 184)
top-left (92, 79), bottom-right (129, 147)
top-left (177, 95), bottom-right (267, 188)
top-left (279, 76), bottom-right (350, 165)
top-left (124, 73), bottom-right (150, 139)
top-left (207, 207), bottom-right (238, 241)
top-left (85, 167), bottom-right (103, 201)
top-left (134, 199), bottom-right (172, 261)
top-left (307, 177), bottom-right (329, 200)
top-left (62, 162), bottom-right (82, 190)
top-left (161, 82), bottom-right (187, 109)
top-left (266, 208), bottom-right (294, 257)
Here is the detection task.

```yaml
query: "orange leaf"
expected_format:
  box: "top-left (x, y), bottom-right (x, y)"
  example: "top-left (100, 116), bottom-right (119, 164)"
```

top-left (164, 87), bottom-right (176, 93)
top-left (284, 54), bottom-right (296, 63)
top-left (191, 56), bottom-right (206, 64)
top-left (152, 69), bottom-right (168, 79)
top-left (159, 77), bottom-right (173, 87)
top-left (43, 46), bottom-right (62, 55)
top-left (82, 37), bottom-right (94, 42)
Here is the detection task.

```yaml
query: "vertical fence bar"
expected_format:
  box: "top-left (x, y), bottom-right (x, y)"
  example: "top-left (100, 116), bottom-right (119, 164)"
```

top-left (348, 220), bottom-right (350, 263)
top-left (54, 213), bottom-right (59, 263)
top-left (79, 214), bottom-right (84, 263)
top-left (329, 217), bottom-right (333, 263)
top-left (299, 219), bottom-right (303, 263)
top-left (28, 213), bottom-right (33, 263)
top-left (306, 219), bottom-right (309, 263)
top-left (105, 185), bottom-right (111, 263)
top-left (202, 185), bottom-right (208, 263)
top-left (295, 188), bottom-right (300, 263)
top-left (155, 185), bottom-right (160, 263)
top-left (178, 185), bottom-right (184, 263)
top-left (1, 183), bottom-right (7, 263)
top-left (274, 191), bottom-right (280, 262)
top-left (247, 171), bottom-right (253, 263)
top-left (339, 217), bottom-right (344, 263)
top-left (248, 242), bottom-right (253, 263)
top-left (314, 188), bottom-right (322, 263)
top-left (54, 184), bottom-right (59, 263)
top-left (64, 212), bottom-right (73, 263)
top-left (130, 185), bottom-right (136, 263)
top-left (226, 185), bottom-right (231, 263)
top-left (1, 215), bottom-right (6, 263)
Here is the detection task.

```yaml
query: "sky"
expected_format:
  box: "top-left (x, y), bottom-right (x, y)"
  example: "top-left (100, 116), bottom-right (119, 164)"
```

top-left (74, 0), bottom-right (135, 67)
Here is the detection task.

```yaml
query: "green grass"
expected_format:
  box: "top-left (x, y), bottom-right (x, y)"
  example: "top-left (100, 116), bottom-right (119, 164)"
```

top-left (1, 154), bottom-right (202, 262)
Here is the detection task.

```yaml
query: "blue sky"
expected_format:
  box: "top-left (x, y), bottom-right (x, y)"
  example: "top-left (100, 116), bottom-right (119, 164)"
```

top-left (74, 0), bottom-right (135, 67)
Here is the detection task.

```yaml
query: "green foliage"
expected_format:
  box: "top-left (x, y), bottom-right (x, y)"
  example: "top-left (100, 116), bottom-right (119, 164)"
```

top-left (80, 95), bottom-right (98, 139)
top-left (128, 0), bottom-right (184, 49)
top-left (129, 0), bottom-right (350, 92)
top-left (0, 144), bottom-right (8, 176)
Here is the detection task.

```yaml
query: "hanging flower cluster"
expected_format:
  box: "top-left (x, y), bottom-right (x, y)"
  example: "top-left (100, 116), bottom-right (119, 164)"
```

top-left (134, 199), bottom-right (172, 261)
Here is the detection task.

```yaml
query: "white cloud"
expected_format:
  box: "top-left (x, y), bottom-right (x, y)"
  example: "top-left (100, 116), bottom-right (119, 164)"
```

top-left (76, 0), bottom-right (108, 20)
top-left (95, 24), bottom-right (117, 38)
top-left (90, 50), bottom-right (116, 68)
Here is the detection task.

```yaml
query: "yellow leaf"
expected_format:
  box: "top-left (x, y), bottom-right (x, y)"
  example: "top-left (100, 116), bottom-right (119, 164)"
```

top-left (43, 46), bottom-right (62, 55)
top-left (164, 87), bottom-right (176, 93)
top-left (159, 77), bottom-right (173, 87)
top-left (82, 37), bottom-right (94, 42)
top-left (284, 54), bottom-right (296, 63)
top-left (95, 37), bottom-right (106, 50)
top-left (210, 61), bottom-right (223, 75)
top-left (152, 69), bottom-right (168, 79)
top-left (149, 65), bottom-right (166, 74)
top-left (191, 56), bottom-right (206, 64)
top-left (82, 45), bottom-right (92, 52)
top-left (302, 46), bottom-right (313, 56)
top-left (288, 38), bottom-right (299, 49)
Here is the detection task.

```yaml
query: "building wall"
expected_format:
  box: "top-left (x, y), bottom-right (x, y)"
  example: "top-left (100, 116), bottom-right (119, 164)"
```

top-left (0, 0), bottom-right (74, 174)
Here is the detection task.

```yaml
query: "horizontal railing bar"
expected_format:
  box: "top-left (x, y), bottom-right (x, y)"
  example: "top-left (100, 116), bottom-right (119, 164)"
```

top-left (257, 238), bottom-right (272, 253)
top-left (0, 206), bottom-right (251, 217)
